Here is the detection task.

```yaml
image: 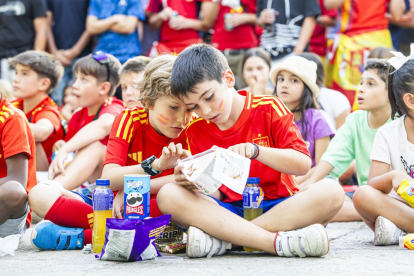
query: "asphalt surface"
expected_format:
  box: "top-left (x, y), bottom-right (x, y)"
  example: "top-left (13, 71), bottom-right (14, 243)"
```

top-left (2, 222), bottom-right (413, 276)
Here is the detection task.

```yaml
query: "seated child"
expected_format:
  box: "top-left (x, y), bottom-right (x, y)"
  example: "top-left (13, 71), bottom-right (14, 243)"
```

top-left (269, 56), bottom-right (335, 184)
top-left (118, 56), bottom-right (151, 108)
top-left (60, 80), bottom-right (79, 122)
top-left (28, 54), bottom-right (192, 250)
top-left (0, 95), bottom-right (36, 238)
top-left (301, 59), bottom-right (392, 222)
top-left (157, 44), bottom-right (344, 258)
top-left (353, 56), bottom-right (414, 245)
top-left (46, 52), bottom-right (124, 191)
top-left (242, 48), bottom-right (273, 96)
top-left (10, 51), bottom-right (65, 171)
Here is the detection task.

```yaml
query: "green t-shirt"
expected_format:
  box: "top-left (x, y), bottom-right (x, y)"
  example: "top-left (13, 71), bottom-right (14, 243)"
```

top-left (321, 110), bottom-right (391, 186)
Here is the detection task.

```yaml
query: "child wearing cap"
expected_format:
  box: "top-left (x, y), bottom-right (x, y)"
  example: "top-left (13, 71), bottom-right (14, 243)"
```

top-left (269, 55), bottom-right (335, 184)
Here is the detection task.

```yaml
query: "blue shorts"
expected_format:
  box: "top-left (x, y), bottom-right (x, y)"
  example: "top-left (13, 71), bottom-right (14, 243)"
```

top-left (72, 191), bottom-right (92, 206)
top-left (209, 196), bottom-right (293, 217)
top-left (345, 190), bottom-right (355, 200)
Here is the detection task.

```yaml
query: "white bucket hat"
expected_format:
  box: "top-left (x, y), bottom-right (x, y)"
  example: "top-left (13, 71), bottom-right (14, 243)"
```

top-left (269, 56), bottom-right (320, 97)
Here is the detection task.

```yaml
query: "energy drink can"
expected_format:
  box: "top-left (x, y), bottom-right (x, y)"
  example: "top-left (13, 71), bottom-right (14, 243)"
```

top-left (124, 174), bottom-right (150, 219)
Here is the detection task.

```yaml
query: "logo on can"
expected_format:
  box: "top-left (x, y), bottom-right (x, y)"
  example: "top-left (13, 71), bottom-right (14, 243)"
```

top-left (124, 174), bottom-right (150, 219)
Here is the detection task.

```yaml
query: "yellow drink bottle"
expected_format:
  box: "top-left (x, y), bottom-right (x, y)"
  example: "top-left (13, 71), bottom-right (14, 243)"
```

top-left (92, 179), bottom-right (114, 253)
top-left (243, 177), bottom-right (264, 252)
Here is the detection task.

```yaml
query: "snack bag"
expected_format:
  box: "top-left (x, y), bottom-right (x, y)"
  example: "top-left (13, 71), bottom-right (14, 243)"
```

top-left (96, 215), bottom-right (171, 262)
top-left (155, 221), bottom-right (185, 254)
top-left (397, 180), bottom-right (414, 208)
top-left (399, 234), bottom-right (414, 250)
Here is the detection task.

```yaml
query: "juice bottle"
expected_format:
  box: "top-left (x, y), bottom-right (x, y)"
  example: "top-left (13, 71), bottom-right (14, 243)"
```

top-left (243, 177), bottom-right (264, 252)
top-left (92, 179), bottom-right (113, 253)
top-left (397, 180), bottom-right (414, 208)
top-left (399, 233), bottom-right (414, 250)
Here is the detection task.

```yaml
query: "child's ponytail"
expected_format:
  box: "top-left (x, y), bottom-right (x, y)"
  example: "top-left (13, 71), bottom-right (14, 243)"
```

top-left (387, 65), bottom-right (400, 120)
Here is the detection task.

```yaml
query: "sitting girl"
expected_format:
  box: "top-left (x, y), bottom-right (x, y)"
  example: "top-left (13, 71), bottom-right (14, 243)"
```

top-left (270, 56), bottom-right (335, 184)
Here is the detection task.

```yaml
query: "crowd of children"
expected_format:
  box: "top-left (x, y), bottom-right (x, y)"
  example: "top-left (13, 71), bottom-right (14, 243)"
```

top-left (0, 41), bottom-right (413, 258)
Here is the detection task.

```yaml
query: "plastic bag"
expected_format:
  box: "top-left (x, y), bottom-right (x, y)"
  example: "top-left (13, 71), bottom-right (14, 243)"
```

top-left (0, 234), bottom-right (21, 257)
top-left (96, 215), bottom-right (171, 262)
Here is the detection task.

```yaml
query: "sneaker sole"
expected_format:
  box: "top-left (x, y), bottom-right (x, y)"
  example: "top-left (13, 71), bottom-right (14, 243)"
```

top-left (186, 226), bottom-right (203, 258)
top-left (30, 220), bottom-right (50, 250)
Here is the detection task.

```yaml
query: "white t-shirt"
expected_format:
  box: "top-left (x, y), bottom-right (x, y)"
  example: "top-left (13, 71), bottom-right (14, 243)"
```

top-left (317, 87), bottom-right (351, 129)
top-left (371, 116), bottom-right (413, 205)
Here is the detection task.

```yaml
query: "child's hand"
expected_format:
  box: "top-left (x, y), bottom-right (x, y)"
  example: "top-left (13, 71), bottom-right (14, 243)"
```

top-left (158, 7), bottom-right (175, 21)
top-left (113, 190), bottom-right (124, 219)
top-left (258, 9), bottom-right (276, 25)
top-left (228, 143), bottom-right (256, 159)
top-left (152, 142), bottom-right (191, 172)
top-left (392, 170), bottom-right (413, 192)
top-left (48, 148), bottom-right (68, 179)
top-left (169, 15), bottom-right (190, 30)
top-left (53, 140), bottom-right (66, 153)
top-left (174, 164), bottom-right (197, 189)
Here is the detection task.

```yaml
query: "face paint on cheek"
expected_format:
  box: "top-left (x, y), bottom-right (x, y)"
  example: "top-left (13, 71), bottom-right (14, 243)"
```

top-left (218, 99), bottom-right (225, 112)
top-left (157, 114), bottom-right (169, 125)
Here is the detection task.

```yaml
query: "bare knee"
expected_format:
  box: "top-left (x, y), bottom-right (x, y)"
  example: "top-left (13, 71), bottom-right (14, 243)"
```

top-left (315, 179), bottom-right (345, 210)
top-left (157, 183), bottom-right (186, 214)
top-left (353, 185), bottom-right (376, 212)
top-left (81, 141), bottom-right (105, 158)
top-left (0, 181), bottom-right (28, 212)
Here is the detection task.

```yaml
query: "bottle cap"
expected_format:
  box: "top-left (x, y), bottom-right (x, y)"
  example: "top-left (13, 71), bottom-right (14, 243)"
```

top-left (96, 179), bottom-right (110, 186)
top-left (247, 177), bottom-right (260, 184)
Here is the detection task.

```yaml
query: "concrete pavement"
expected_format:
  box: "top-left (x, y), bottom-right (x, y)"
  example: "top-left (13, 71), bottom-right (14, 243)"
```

top-left (2, 222), bottom-right (413, 276)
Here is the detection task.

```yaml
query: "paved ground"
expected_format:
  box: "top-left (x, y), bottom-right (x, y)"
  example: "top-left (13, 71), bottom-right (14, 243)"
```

top-left (2, 222), bottom-right (413, 276)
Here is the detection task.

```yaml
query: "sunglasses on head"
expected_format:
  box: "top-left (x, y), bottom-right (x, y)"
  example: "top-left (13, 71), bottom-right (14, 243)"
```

top-left (92, 51), bottom-right (110, 82)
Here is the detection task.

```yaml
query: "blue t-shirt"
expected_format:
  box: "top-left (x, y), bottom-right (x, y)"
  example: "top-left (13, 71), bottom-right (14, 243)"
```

top-left (88, 0), bottom-right (145, 63)
top-left (47, 0), bottom-right (92, 58)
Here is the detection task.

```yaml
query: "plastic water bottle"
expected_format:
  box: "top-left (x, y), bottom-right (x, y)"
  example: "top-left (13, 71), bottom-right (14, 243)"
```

top-left (243, 177), bottom-right (264, 252)
top-left (92, 179), bottom-right (113, 253)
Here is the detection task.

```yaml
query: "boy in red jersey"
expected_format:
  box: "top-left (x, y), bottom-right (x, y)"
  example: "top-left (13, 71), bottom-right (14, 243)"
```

top-left (45, 52), bottom-right (124, 191)
top-left (0, 95), bottom-right (36, 238)
top-left (157, 44), bottom-right (344, 258)
top-left (10, 50), bottom-right (65, 171)
top-left (28, 55), bottom-right (191, 251)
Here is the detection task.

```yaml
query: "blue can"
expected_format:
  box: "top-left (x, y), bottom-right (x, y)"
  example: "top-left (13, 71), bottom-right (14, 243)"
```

top-left (124, 174), bottom-right (150, 219)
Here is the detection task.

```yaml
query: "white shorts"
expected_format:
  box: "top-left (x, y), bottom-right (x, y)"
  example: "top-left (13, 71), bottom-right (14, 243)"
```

top-left (0, 205), bottom-right (29, 238)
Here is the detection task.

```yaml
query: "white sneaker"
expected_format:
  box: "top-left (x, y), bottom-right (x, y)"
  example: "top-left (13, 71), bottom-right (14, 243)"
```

top-left (275, 224), bottom-right (329, 258)
top-left (374, 216), bottom-right (406, 246)
top-left (186, 226), bottom-right (232, 258)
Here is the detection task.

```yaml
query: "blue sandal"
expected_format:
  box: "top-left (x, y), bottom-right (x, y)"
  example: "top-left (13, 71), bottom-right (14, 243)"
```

top-left (31, 220), bottom-right (85, 250)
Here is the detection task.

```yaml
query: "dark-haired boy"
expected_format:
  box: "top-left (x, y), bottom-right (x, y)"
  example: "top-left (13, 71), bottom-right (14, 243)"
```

top-left (157, 44), bottom-right (344, 258)
top-left (36, 52), bottom-right (124, 191)
top-left (10, 50), bottom-right (65, 171)
top-left (0, 95), bottom-right (36, 237)
top-left (301, 59), bottom-right (392, 222)
top-left (118, 56), bottom-right (151, 108)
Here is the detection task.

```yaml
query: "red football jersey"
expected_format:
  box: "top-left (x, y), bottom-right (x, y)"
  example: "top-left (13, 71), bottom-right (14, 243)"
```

top-left (65, 97), bottom-right (125, 145)
top-left (12, 97), bottom-right (64, 163)
top-left (211, 0), bottom-right (259, 50)
top-left (147, 0), bottom-right (209, 46)
top-left (186, 91), bottom-right (310, 202)
top-left (104, 107), bottom-right (188, 179)
top-left (0, 96), bottom-right (37, 227)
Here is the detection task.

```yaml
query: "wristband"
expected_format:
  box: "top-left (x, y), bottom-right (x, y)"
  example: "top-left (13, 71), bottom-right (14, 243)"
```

top-left (250, 143), bottom-right (260, 159)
